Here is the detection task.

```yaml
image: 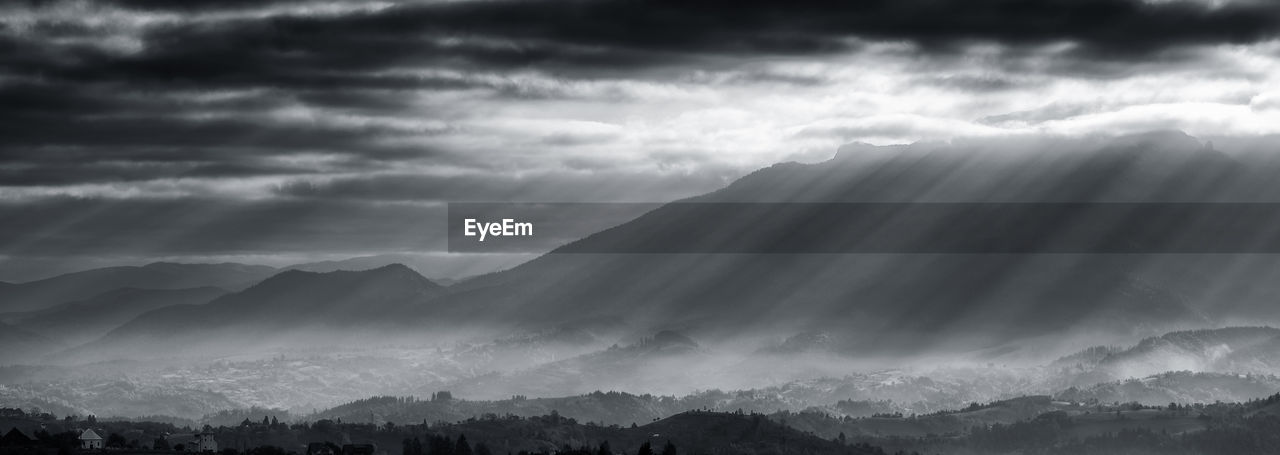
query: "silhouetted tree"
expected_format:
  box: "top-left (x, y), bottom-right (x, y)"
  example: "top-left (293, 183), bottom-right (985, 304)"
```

top-left (455, 435), bottom-right (472, 455)
top-left (428, 435), bottom-right (453, 455)
top-left (660, 441), bottom-right (676, 455)
top-left (597, 441), bottom-right (612, 455)
top-left (636, 442), bottom-right (653, 455)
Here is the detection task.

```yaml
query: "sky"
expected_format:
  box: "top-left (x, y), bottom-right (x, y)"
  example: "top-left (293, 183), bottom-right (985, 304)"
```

top-left (2, 0), bottom-right (1280, 281)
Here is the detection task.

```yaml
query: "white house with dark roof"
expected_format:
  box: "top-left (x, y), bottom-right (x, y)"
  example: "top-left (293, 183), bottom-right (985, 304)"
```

top-left (79, 429), bottom-right (103, 450)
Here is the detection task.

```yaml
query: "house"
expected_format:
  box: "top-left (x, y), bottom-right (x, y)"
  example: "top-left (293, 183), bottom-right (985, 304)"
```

top-left (1, 428), bottom-right (35, 447)
top-left (194, 432), bottom-right (218, 453)
top-left (79, 429), bottom-right (104, 450)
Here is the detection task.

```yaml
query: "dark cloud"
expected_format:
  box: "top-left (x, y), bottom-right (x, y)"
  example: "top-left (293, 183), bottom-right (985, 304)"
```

top-left (6, 0), bottom-right (1276, 156)
top-left (10, 0), bottom-right (1280, 90)
top-left (0, 161), bottom-right (288, 186)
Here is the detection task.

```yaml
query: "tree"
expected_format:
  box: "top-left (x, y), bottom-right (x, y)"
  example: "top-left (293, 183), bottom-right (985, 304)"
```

top-left (455, 435), bottom-right (472, 455)
top-left (660, 441), bottom-right (676, 455)
top-left (474, 443), bottom-right (492, 455)
top-left (597, 441), bottom-right (612, 455)
top-left (428, 435), bottom-right (453, 455)
top-left (262, 416), bottom-right (270, 426)
top-left (106, 433), bottom-right (127, 448)
top-left (271, 416), bottom-right (279, 427)
top-left (637, 442), bottom-right (653, 455)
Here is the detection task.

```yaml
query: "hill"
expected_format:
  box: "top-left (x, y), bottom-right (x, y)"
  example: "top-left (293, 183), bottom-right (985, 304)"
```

top-left (0, 262), bottom-right (275, 313)
top-left (0, 287), bottom-right (227, 347)
top-left (0, 321), bottom-right (64, 364)
top-left (1056, 327), bottom-right (1280, 386)
top-left (74, 264), bottom-right (445, 359)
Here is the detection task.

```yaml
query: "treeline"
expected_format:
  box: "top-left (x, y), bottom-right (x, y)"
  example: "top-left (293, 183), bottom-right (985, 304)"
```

top-left (400, 435), bottom-right (682, 455)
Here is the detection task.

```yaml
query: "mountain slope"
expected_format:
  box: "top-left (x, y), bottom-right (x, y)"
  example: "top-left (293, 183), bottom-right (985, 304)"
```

top-left (0, 262), bottom-right (276, 313)
top-left (0, 286), bottom-right (228, 346)
top-left (1061, 327), bottom-right (1280, 385)
top-left (78, 264), bottom-right (445, 358)
top-left (0, 321), bottom-right (65, 364)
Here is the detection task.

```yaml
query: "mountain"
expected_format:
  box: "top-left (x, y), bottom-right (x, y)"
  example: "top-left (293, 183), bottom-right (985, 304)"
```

top-left (1060, 327), bottom-right (1280, 385)
top-left (0, 321), bottom-right (64, 364)
top-left (0, 286), bottom-right (228, 346)
top-left (78, 264), bottom-right (445, 358)
top-left (0, 262), bottom-right (276, 313)
top-left (423, 132), bottom-right (1265, 356)
top-left (1056, 370), bottom-right (1280, 406)
top-left (283, 253), bottom-right (531, 285)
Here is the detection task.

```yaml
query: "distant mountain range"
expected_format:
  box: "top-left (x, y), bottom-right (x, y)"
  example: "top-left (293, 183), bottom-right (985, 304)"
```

top-left (11, 131), bottom-right (1280, 364)
top-left (1055, 327), bottom-right (1280, 386)
top-left (75, 264), bottom-right (445, 358)
top-left (414, 131), bottom-right (1280, 355)
top-left (1, 286), bottom-right (228, 346)
top-left (0, 262), bottom-right (274, 313)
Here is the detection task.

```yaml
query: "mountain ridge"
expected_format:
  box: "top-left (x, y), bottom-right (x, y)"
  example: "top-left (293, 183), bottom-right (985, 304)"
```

top-left (68, 264), bottom-right (445, 359)
top-left (0, 262), bottom-right (277, 313)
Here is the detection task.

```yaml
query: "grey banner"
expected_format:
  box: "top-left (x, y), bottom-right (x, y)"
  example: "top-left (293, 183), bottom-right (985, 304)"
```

top-left (448, 202), bottom-right (1280, 254)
